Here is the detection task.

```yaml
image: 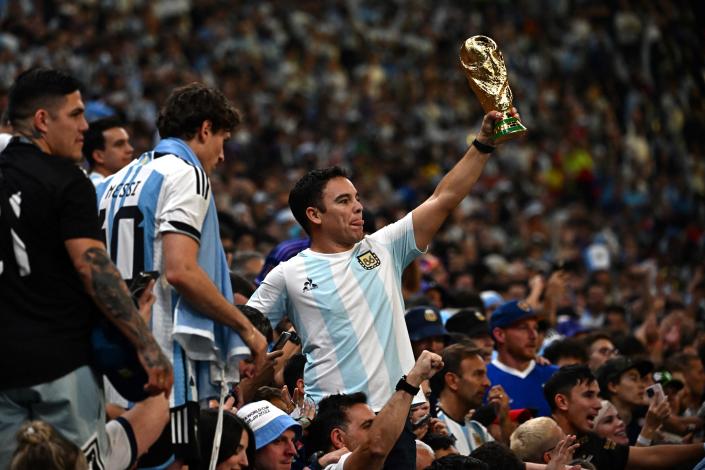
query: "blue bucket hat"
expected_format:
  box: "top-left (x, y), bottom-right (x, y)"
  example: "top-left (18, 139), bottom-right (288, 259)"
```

top-left (237, 400), bottom-right (302, 450)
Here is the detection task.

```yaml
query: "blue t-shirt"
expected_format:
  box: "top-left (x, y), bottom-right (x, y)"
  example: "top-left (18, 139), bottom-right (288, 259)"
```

top-left (486, 359), bottom-right (558, 417)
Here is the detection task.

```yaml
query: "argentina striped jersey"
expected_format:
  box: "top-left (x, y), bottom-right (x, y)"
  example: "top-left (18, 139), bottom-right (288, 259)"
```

top-left (248, 213), bottom-right (424, 411)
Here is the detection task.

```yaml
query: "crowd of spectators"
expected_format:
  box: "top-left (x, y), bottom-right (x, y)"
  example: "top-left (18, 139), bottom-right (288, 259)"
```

top-left (2, 0), bottom-right (705, 469)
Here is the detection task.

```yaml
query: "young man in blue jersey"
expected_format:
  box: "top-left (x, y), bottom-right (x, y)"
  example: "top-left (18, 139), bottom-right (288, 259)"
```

top-left (249, 108), bottom-right (519, 468)
top-left (96, 83), bottom-right (267, 466)
top-left (487, 300), bottom-right (558, 417)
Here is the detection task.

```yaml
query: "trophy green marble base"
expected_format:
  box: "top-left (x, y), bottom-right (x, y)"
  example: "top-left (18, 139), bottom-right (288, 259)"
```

top-left (493, 114), bottom-right (527, 144)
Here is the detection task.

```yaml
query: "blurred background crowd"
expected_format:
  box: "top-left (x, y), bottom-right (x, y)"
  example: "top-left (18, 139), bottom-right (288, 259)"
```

top-left (1, 0), bottom-right (704, 396)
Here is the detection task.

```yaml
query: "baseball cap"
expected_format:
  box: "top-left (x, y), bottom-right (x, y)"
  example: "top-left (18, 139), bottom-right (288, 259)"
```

top-left (445, 309), bottom-right (490, 338)
top-left (236, 400), bottom-right (301, 450)
top-left (653, 370), bottom-right (684, 391)
top-left (489, 300), bottom-right (536, 331)
top-left (597, 357), bottom-right (654, 394)
top-left (480, 290), bottom-right (504, 310)
top-left (405, 306), bottom-right (449, 342)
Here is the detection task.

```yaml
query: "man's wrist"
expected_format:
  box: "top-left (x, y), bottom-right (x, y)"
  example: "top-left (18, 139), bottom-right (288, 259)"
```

top-left (472, 138), bottom-right (495, 154)
top-left (636, 434), bottom-right (652, 446)
top-left (396, 375), bottom-right (421, 395)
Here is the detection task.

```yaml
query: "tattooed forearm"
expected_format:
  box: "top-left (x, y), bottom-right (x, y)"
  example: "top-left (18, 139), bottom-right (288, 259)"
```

top-left (82, 247), bottom-right (159, 357)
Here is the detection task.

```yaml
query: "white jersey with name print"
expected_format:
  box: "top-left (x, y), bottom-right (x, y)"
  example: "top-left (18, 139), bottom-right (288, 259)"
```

top-left (435, 409), bottom-right (494, 455)
top-left (95, 151), bottom-right (210, 406)
top-left (248, 213), bottom-right (424, 411)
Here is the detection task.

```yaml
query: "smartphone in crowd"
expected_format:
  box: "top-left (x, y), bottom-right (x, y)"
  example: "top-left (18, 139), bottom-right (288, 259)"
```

top-left (129, 270), bottom-right (160, 300)
top-left (272, 331), bottom-right (292, 351)
top-left (412, 414), bottom-right (431, 430)
top-left (646, 383), bottom-right (665, 404)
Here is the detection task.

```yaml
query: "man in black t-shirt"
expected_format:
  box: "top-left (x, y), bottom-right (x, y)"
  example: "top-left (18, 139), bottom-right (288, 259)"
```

top-left (544, 364), bottom-right (705, 469)
top-left (0, 68), bottom-right (172, 468)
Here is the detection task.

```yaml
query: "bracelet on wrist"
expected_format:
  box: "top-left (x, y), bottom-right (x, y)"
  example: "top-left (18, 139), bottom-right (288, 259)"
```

top-left (636, 434), bottom-right (652, 446)
top-left (472, 138), bottom-right (495, 154)
top-left (395, 375), bottom-right (420, 395)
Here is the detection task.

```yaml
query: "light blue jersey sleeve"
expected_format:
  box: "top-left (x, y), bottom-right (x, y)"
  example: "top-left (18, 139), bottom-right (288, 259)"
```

top-left (369, 212), bottom-right (424, 273)
top-left (247, 263), bottom-right (289, 330)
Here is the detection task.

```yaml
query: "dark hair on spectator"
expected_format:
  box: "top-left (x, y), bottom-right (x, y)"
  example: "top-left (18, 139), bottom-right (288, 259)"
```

top-left (611, 333), bottom-right (646, 357)
top-left (543, 365), bottom-right (596, 412)
top-left (199, 409), bottom-right (255, 468)
top-left (543, 338), bottom-right (588, 364)
top-left (423, 433), bottom-right (457, 452)
top-left (665, 352), bottom-right (701, 375)
top-left (82, 115), bottom-right (124, 165)
top-left (283, 353), bottom-right (306, 393)
top-left (231, 273), bottom-right (256, 299)
top-left (253, 386), bottom-right (285, 404)
top-left (236, 304), bottom-right (273, 343)
top-left (305, 392), bottom-right (367, 454)
top-left (10, 420), bottom-right (87, 470)
top-left (581, 331), bottom-right (613, 350)
top-left (288, 166), bottom-right (348, 236)
top-left (7, 68), bottom-right (83, 130)
top-left (427, 454), bottom-right (489, 470)
top-left (157, 82), bottom-right (240, 140)
top-left (429, 344), bottom-right (483, 409)
top-left (470, 442), bottom-right (524, 470)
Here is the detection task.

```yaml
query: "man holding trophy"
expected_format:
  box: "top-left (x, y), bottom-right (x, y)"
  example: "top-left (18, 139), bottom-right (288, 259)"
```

top-left (248, 36), bottom-right (525, 469)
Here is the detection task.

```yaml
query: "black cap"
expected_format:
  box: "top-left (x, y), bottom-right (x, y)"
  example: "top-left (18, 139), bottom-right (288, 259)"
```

top-left (445, 309), bottom-right (490, 338)
top-left (597, 356), bottom-right (654, 396)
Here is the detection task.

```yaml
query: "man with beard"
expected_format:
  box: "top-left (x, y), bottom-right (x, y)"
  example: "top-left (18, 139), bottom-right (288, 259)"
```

top-left (487, 300), bottom-right (557, 417)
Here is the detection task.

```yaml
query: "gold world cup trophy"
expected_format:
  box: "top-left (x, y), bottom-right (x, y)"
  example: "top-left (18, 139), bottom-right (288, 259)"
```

top-left (460, 35), bottom-right (527, 143)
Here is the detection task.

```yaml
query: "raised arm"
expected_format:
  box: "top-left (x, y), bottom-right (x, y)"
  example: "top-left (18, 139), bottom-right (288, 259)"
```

top-left (162, 232), bottom-right (267, 371)
top-left (65, 238), bottom-right (173, 397)
top-left (411, 109), bottom-right (517, 249)
top-left (344, 350), bottom-right (444, 470)
top-left (627, 443), bottom-right (705, 469)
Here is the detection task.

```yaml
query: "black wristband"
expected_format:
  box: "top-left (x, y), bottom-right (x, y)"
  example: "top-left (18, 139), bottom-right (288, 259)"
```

top-left (395, 375), bottom-right (420, 395)
top-left (472, 138), bottom-right (495, 154)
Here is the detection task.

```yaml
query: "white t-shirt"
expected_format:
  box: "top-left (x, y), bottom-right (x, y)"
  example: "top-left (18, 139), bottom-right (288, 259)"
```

top-left (249, 213), bottom-right (424, 411)
top-left (323, 451), bottom-right (351, 470)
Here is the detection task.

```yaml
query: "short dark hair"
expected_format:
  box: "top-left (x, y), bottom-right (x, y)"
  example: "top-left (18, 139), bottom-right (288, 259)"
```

top-left (82, 115), bottom-right (124, 165)
top-left (543, 338), bottom-right (588, 364)
top-left (305, 392), bottom-right (367, 454)
top-left (253, 386), bottom-right (284, 403)
top-left (236, 304), bottom-right (273, 343)
top-left (157, 82), bottom-right (240, 140)
top-left (423, 433), bottom-right (457, 452)
top-left (428, 455), bottom-right (489, 470)
top-left (430, 344), bottom-right (483, 398)
top-left (470, 442), bottom-right (523, 470)
top-left (543, 365), bottom-right (596, 413)
top-left (288, 166), bottom-right (348, 236)
top-left (283, 353), bottom-right (306, 393)
top-left (7, 68), bottom-right (83, 128)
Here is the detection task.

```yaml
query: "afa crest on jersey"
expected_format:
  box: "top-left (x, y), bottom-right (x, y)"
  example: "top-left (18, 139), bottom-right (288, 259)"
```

top-left (356, 250), bottom-right (381, 270)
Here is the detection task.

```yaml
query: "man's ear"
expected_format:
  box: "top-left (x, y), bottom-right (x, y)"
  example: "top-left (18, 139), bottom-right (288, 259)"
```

top-left (607, 381), bottom-right (618, 396)
top-left (92, 149), bottom-right (105, 166)
top-left (330, 427), bottom-right (346, 450)
top-left (444, 371), bottom-right (459, 392)
top-left (197, 120), bottom-right (212, 143)
top-left (306, 206), bottom-right (321, 227)
top-left (33, 109), bottom-right (50, 135)
top-left (492, 327), bottom-right (505, 345)
top-left (554, 393), bottom-right (569, 412)
top-left (295, 378), bottom-right (305, 394)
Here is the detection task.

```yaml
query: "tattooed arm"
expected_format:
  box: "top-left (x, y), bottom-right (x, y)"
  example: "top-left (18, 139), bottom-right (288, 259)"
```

top-left (65, 238), bottom-right (173, 398)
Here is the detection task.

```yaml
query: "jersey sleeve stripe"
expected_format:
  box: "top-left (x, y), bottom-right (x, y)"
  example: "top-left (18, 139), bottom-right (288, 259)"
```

top-left (193, 166), bottom-right (201, 196)
top-left (165, 220), bottom-right (201, 240)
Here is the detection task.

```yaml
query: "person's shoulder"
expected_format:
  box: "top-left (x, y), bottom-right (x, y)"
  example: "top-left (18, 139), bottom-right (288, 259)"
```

top-left (536, 363), bottom-right (560, 375)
